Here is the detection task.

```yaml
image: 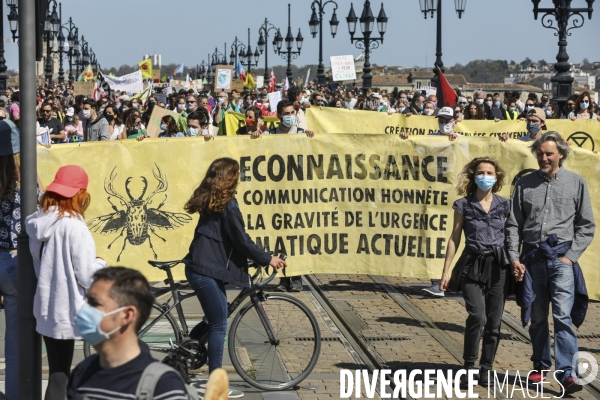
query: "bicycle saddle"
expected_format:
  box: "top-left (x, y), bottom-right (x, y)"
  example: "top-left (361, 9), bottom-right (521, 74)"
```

top-left (148, 260), bottom-right (184, 270)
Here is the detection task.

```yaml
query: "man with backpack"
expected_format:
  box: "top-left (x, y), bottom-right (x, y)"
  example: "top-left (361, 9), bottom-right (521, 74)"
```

top-left (67, 267), bottom-right (197, 399)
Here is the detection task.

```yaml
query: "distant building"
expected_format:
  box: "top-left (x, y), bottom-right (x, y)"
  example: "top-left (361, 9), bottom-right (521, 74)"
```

top-left (143, 54), bottom-right (162, 70)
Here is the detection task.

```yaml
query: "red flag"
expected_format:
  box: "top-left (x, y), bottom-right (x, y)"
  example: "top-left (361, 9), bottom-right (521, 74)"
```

top-left (269, 68), bottom-right (276, 93)
top-left (435, 69), bottom-right (457, 107)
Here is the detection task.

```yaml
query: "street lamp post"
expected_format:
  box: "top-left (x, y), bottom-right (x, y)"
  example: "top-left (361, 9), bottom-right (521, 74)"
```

top-left (532, 0), bottom-right (595, 117)
top-left (276, 4), bottom-right (304, 81)
top-left (257, 18), bottom-right (278, 84)
top-left (419, 0), bottom-right (466, 85)
top-left (243, 28), bottom-right (260, 75)
top-left (230, 36), bottom-right (246, 78)
top-left (346, 1), bottom-right (388, 90)
top-left (65, 20), bottom-right (77, 83)
top-left (44, 0), bottom-right (60, 83)
top-left (6, 0), bottom-right (18, 42)
top-left (80, 35), bottom-right (89, 77)
top-left (0, 0), bottom-right (8, 95)
top-left (308, 0), bottom-right (339, 85)
top-left (56, 2), bottom-right (67, 84)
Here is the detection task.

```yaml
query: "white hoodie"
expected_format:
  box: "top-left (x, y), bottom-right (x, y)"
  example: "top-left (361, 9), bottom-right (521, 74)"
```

top-left (25, 208), bottom-right (107, 339)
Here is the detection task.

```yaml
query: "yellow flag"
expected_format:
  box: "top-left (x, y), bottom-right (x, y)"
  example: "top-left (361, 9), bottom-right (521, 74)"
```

top-left (244, 73), bottom-right (255, 89)
top-left (138, 59), bottom-right (153, 79)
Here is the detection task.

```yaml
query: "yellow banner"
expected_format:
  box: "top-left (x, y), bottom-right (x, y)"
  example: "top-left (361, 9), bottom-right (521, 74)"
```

top-left (225, 112), bottom-right (280, 136)
top-left (37, 136), bottom-right (600, 300)
top-left (306, 108), bottom-right (600, 152)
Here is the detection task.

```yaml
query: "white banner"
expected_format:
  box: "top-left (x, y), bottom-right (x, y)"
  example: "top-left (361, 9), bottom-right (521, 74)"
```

top-left (101, 70), bottom-right (144, 94)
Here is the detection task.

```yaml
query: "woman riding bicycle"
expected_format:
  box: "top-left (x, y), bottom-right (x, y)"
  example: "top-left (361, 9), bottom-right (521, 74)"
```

top-left (183, 157), bottom-right (286, 398)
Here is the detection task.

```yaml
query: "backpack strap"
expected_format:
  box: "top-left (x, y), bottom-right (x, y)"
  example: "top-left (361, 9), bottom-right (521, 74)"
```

top-left (135, 362), bottom-right (199, 400)
top-left (136, 362), bottom-right (180, 400)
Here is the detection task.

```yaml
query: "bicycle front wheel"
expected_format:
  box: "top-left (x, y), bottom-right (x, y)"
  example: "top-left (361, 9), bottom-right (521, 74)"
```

top-left (228, 294), bottom-right (321, 391)
top-left (83, 303), bottom-right (182, 357)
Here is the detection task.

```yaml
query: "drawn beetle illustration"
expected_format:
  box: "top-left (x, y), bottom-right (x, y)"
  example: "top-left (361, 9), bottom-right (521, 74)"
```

top-left (87, 164), bottom-right (192, 261)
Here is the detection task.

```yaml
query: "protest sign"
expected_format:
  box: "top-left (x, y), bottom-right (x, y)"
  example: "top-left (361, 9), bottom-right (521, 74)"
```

top-left (231, 79), bottom-right (245, 93)
top-left (37, 135), bottom-right (600, 301)
top-left (330, 55), bottom-right (356, 81)
top-left (419, 86), bottom-right (437, 96)
top-left (164, 87), bottom-right (173, 95)
top-left (102, 70), bottom-right (144, 93)
top-left (225, 112), bottom-right (281, 136)
top-left (146, 106), bottom-right (180, 138)
top-left (305, 69), bottom-right (311, 87)
top-left (73, 81), bottom-right (95, 97)
top-left (155, 93), bottom-right (166, 104)
top-left (268, 91), bottom-right (282, 114)
top-left (215, 65), bottom-right (233, 92)
top-left (306, 107), bottom-right (600, 148)
top-left (256, 76), bottom-right (264, 88)
top-left (152, 70), bottom-right (161, 82)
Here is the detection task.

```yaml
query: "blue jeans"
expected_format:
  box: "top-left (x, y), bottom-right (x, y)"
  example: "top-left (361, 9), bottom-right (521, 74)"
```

top-left (185, 266), bottom-right (228, 373)
top-left (529, 258), bottom-right (578, 382)
top-left (0, 250), bottom-right (18, 400)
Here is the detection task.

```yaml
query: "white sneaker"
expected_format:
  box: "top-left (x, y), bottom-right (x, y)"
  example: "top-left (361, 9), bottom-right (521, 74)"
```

top-left (421, 283), bottom-right (445, 297)
top-left (228, 387), bottom-right (245, 398)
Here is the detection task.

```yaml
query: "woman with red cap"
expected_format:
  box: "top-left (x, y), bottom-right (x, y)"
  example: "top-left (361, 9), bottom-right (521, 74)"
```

top-left (25, 165), bottom-right (107, 400)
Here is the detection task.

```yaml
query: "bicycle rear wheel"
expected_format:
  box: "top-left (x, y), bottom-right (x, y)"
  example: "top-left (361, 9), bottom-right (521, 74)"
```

top-left (228, 293), bottom-right (321, 391)
top-left (83, 303), bottom-right (182, 357)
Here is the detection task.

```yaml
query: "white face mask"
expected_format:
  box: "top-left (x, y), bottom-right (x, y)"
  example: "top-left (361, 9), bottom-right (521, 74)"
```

top-left (82, 110), bottom-right (92, 119)
top-left (439, 121), bottom-right (454, 134)
top-left (398, 107), bottom-right (406, 113)
top-left (486, 101), bottom-right (493, 107)
top-left (475, 98), bottom-right (484, 105)
top-left (423, 109), bottom-right (434, 116)
top-left (177, 104), bottom-right (186, 110)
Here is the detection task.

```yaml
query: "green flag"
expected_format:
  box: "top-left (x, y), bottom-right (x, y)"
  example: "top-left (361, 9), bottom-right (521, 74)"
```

top-left (108, 72), bottom-right (115, 77)
top-left (161, 75), bottom-right (167, 83)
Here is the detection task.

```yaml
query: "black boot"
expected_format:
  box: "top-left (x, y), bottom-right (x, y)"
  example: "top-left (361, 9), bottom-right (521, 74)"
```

top-left (460, 363), bottom-right (475, 389)
top-left (478, 367), bottom-right (491, 387)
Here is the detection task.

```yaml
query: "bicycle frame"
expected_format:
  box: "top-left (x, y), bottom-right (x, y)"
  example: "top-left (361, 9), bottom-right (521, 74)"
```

top-left (143, 263), bottom-right (282, 348)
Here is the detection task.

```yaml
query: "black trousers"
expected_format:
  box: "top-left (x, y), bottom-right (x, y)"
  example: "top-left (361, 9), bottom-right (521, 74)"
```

top-left (43, 336), bottom-right (75, 400)
top-left (460, 266), bottom-right (507, 370)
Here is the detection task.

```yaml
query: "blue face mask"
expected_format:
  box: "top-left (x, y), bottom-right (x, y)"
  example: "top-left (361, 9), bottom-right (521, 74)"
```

top-left (76, 303), bottom-right (126, 346)
top-left (580, 101), bottom-right (589, 110)
top-left (159, 123), bottom-right (166, 131)
top-left (475, 175), bottom-right (496, 191)
top-left (217, 97), bottom-right (225, 103)
top-left (527, 122), bottom-right (541, 136)
top-left (282, 115), bottom-right (296, 127)
top-left (494, 101), bottom-right (501, 107)
top-left (299, 97), bottom-right (309, 105)
top-left (187, 127), bottom-right (198, 136)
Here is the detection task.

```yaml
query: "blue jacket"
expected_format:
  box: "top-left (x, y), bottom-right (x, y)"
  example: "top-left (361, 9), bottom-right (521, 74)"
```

top-left (184, 198), bottom-right (272, 288)
top-left (517, 234), bottom-right (588, 327)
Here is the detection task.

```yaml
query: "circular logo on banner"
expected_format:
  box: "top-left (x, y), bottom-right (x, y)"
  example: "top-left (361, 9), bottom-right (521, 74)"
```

top-left (141, 64), bottom-right (149, 71)
top-left (567, 131), bottom-right (595, 152)
top-left (572, 351), bottom-right (599, 385)
top-left (510, 168), bottom-right (537, 196)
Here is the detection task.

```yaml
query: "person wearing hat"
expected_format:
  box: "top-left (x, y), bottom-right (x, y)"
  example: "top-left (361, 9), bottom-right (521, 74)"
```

top-left (539, 94), bottom-right (550, 109)
top-left (118, 94), bottom-right (131, 103)
top-left (63, 107), bottom-right (83, 142)
top-left (500, 107), bottom-right (546, 142)
top-left (26, 165), bottom-right (107, 400)
top-left (428, 107), bottom-right (461, 141)
top-left (0, 118), bottom-right (44, 400)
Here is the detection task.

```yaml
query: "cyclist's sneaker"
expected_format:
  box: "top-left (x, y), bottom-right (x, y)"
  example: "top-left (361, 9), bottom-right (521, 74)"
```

top-left (562, 376), bottom-right (583, 395)
top-left (289, 278), bottom-right (303, 292)
top-left (528, 362), bottom-right (547, 384)
top-left (228, 387), bottom-right (244, 398)
top-left (421, 282), bottom-right (445, 297)
top-left (275, 277), bottom-right (290, 292)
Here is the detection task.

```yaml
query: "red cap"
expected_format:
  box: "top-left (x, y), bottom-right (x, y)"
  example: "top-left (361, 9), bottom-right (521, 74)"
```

top-left (46, 165), bottom-right (89, 198)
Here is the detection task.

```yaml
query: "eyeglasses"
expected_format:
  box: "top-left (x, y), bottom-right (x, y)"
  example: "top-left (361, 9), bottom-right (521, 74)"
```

top-left (201, 102), bottom-right (208, 105)
top-left (459, 102), bottom-right (467, 105)
top-left (187, 101), bottom-right (196, 104)
top-left (42, 109), bottom-right (52, 113)
top-left (0, 117), bottom-right (5, 120)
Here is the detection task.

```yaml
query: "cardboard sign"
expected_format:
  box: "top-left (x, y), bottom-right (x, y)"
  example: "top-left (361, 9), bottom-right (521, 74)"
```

top-left (214, 65), bottom-right (233, 92)
top-left (146, 105), bottom-right (180, 138)
top-left (330, 55), bottom-right (356, 81)
top-left (231, 79), bottom-right (245, 93)
top-left (73, 81), bottom-right (95, 97)
top-left (256, 76), bottom-right (264, 88)
top-left (152, 70), bottom-right (161, 82)
top-left (7, 76), bottom-right (19, 88)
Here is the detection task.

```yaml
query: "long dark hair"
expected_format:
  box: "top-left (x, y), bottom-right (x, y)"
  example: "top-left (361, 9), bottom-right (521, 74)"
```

top-left (0, 154), bottom-right (20, 198)
top-left (184, 158), bottom-right (240, 214)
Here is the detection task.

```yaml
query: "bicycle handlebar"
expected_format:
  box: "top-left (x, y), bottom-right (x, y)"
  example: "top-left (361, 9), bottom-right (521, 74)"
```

top-left (248, 253), bottom-right (287, 288)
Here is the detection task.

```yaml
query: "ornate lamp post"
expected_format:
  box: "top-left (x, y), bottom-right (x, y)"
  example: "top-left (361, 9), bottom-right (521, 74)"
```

top-left (419, 0), bottom-right (466, 85)
top-left (275, 4), bottom-right (303, 81)
top-left (532, 0), bottom-right (595, 116)
top-left (243, 28), bottom-right (260, 75)
top-left (6, 0), bottom-right (18, 42)
top-left (80, 35), bottom-right (89, 75)
top-left (346, 1), bottom-right (388, 90)
top-left (230, 36), bottom-right (246, 78)
top-left (55, 2), bottom-right (68, 84)
top-left (65, 21), bottom-right (77, 83)
top-left (257, 18), bottom-right (278, 84)
top-left (308, 0), bottom-right (339, 85)
top-left (44, 0), bottom-right (60, 83)
top-left (0, 0), bottom-right (9, 94)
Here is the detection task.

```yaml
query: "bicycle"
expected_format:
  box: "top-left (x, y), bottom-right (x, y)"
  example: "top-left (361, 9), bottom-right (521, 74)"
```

top-left (83, 255), bottom-right (321, 391)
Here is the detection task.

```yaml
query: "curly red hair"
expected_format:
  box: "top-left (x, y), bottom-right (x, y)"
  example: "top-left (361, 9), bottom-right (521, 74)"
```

top-left (40, 189), bottom-right (91, 218)
top-left (184, 158), bottom-right (239, 214)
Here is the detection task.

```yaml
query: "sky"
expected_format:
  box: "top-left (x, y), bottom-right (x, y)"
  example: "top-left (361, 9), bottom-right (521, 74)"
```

top-left (3, 0), bottom-right (600, 73)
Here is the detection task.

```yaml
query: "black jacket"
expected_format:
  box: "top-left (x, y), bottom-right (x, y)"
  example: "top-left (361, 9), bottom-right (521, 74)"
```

top-left (184, 198), bottom-right (271, 288)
